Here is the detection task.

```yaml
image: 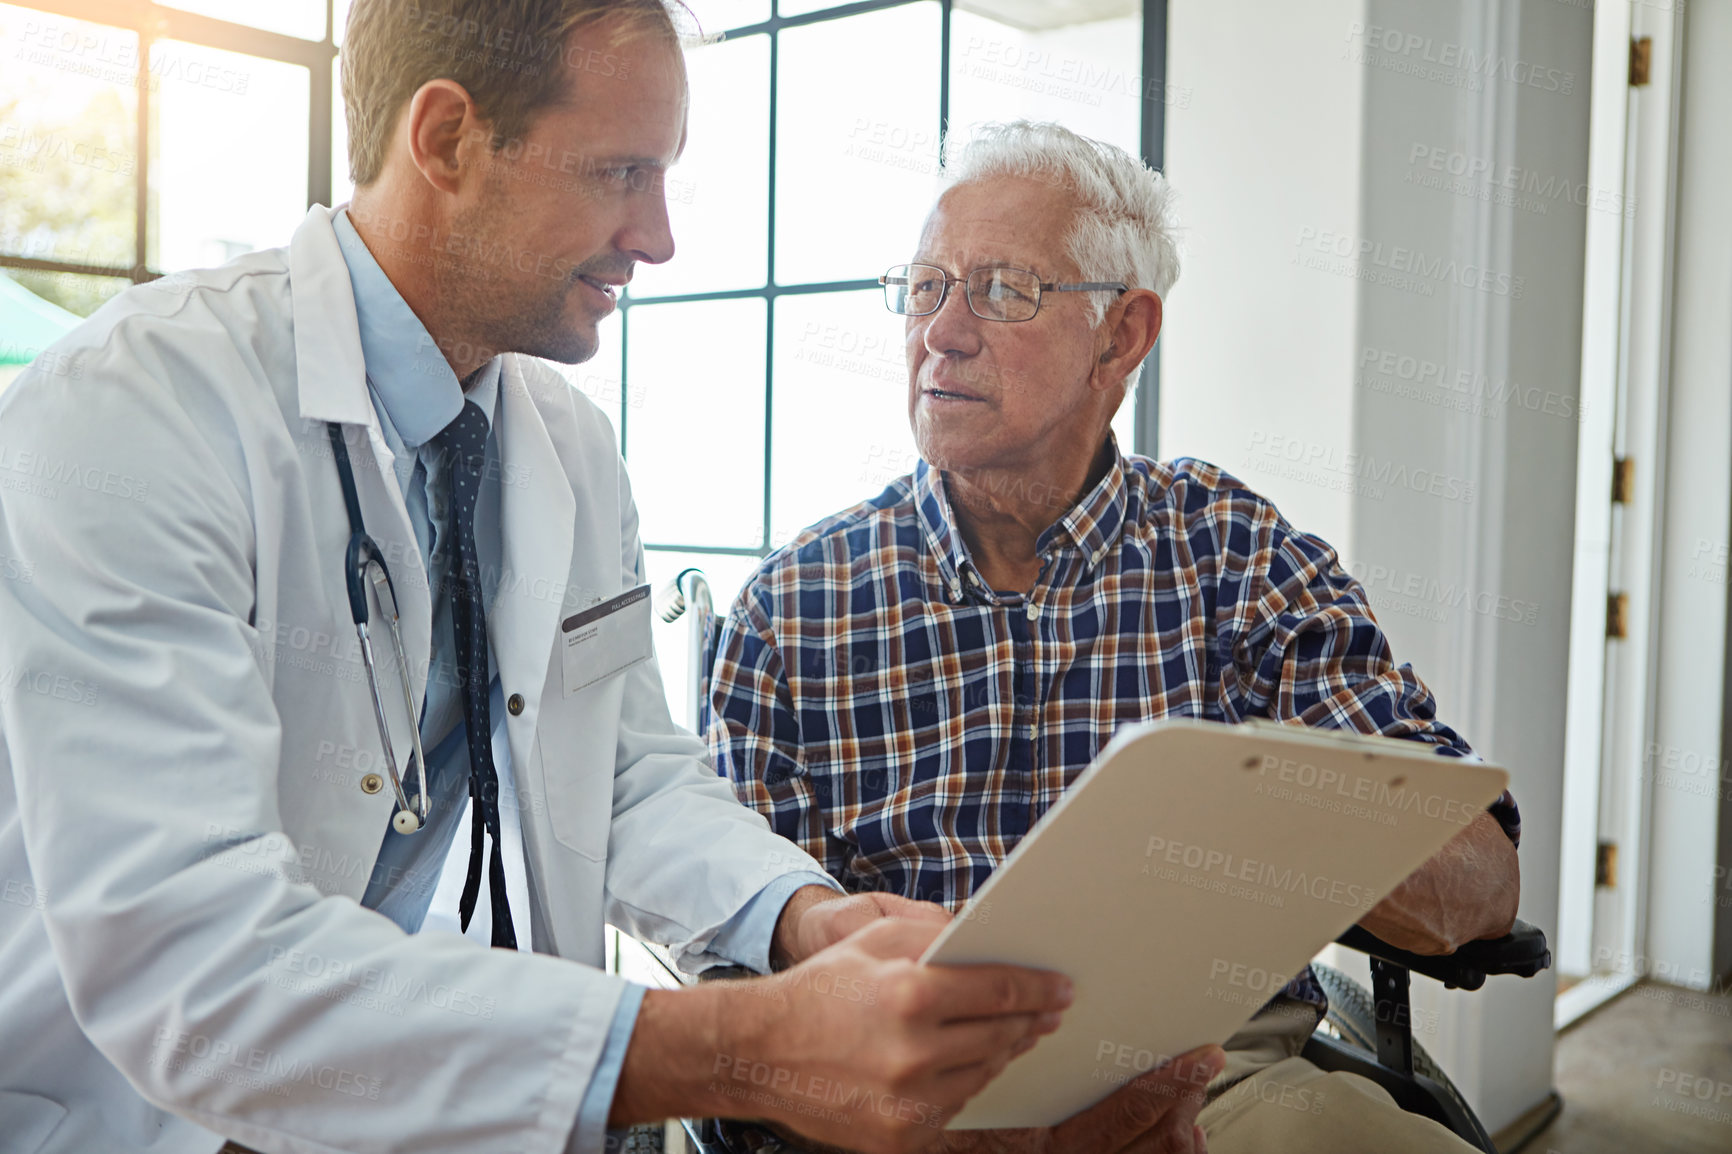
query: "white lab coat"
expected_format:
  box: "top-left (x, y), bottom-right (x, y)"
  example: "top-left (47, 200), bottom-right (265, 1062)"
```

top-left (0, 206), bottom-right (822, 1154)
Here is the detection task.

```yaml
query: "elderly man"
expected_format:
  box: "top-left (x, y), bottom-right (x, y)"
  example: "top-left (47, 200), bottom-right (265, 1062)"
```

top-left (708, 121), bottom-right (1522, 1153)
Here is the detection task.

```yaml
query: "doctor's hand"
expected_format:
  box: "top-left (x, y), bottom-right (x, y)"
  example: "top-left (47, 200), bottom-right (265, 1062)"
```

top-left (934, 1045), bottom-right (1224, 1154)
top-left (772, 885), bottom-right (953, 969)
top-left (610, 918), bottom-right (1072, 1154)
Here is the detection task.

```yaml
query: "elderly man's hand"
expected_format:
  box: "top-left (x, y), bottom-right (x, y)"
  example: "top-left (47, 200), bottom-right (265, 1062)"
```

top-left (935, 1045), bottom-right (1225, 1154)
top-left (774, 887), bottom-right (954, 969)
top-left (1360, 810), bottom-right (1520, 955)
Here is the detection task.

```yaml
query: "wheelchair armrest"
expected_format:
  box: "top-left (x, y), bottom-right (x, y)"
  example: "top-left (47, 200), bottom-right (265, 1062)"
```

top-left (1334, 918), bottom-right (1551, 991)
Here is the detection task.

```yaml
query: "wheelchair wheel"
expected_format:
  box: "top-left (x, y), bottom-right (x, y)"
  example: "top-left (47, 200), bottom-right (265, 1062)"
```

top-left (1311, 962), bottom-right (1478, 1124)
top-left (619, 1123), bottom-right (665, 1152)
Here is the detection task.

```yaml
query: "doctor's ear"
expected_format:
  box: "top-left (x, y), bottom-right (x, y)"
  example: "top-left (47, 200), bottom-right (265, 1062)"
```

top-left (403, 79), bottom-right (484, 196)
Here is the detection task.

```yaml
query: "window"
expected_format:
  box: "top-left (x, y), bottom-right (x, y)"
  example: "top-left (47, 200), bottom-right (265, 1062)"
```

top-left (0, 0), bottom-right (1166, 727)
top-left (630, 0), bottom-right (1159, 721)
top-left (0, 0), bottom-right (334, 387)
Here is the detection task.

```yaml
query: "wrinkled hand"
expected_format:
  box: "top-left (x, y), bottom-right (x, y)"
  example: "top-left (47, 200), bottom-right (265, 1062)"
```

top-left (774, 887), bottom-right (953, 969)
top-left (1360, 810), bottom-right (1520, 955)
top-left (725, 919), bottom-right (1072, 1154)
top-left (934, 1046), bottom-right (1224, 1154)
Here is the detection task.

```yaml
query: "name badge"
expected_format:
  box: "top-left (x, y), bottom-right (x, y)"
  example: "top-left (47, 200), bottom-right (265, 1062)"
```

top-left (561, 584), bottom-right (653, 697)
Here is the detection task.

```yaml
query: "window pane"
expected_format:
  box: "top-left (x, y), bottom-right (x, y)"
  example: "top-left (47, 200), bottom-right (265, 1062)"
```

top-left (776, 0), bottom-right (848, 17)
top-left (629, 33), bottom-right (768, 298)
top-left (332, 65), bottom-right (354, 207)
top-left (643, 547), bottom-right (764, 730)
top-left (334, 0), bottom-right (353, 45)
top-left (0, 5), bottom-right (138, 270)
top-left (775, 3), bottom-right (941, 286)
top-left (149, 42), bottom-right (310, 269)
top-left (682, 1), bottom-right (770, 34)
top-left (547, 309), bottom-right (627, 455)
top-left (771, 290), bottom-right (917, 545)
top-left (151, 0), bottom-right (326, 41)
top-left (624, 298), bottom-right (765, 549)
top-left (948, 7), bottom-right (1143, 154)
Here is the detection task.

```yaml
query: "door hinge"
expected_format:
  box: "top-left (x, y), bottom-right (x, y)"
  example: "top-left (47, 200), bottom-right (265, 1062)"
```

top-left (1611, 456), bottom-right (1635, 504)
top-left (1630, 36), bottom-right (1652, 86)
top-left (1596, 841), bottom-right (1619, 888)
top-left (1607, 592), bottom-right (1629, 639)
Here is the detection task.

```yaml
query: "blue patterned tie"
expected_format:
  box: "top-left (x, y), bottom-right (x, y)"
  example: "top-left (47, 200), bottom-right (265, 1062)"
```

top-left (434, 400), bottom-right (516, 949)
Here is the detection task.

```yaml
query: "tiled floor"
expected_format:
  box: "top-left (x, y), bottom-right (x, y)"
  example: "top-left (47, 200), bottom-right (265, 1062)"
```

top-left (1518, 982), bottom-right (1732, 1153)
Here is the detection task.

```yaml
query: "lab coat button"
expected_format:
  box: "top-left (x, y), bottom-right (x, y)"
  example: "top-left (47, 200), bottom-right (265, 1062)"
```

top-left (508, 693), bottom-right (524, 716)
top-left (360, 773), bottom-right (384, 795)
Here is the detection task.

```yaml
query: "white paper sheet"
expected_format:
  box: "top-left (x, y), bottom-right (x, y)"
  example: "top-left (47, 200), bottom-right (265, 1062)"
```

top-left (921, 718), bottom-right (1510, 1130)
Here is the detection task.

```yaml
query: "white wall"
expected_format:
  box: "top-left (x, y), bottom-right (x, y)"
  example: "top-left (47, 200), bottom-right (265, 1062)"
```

top-left (1159, 0), bottom-right (1367, 545)
top-left (1164, 0), bottom-right (1595, 1130)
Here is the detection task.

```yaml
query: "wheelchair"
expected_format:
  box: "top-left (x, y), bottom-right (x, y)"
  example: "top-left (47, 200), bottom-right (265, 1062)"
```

top-left (1302, 919), bottom-right (1553, 1152)
top-left (639, 571), bottom-right (1555, 1154)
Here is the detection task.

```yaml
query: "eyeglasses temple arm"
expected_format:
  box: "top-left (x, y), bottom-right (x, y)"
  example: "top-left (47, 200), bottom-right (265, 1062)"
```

top-left (1047, 281), bottom-right (1130, 293)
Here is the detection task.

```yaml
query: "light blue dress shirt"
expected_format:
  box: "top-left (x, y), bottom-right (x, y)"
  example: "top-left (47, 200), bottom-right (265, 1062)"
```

top-left (330, 210), bottom-right (834, 1151)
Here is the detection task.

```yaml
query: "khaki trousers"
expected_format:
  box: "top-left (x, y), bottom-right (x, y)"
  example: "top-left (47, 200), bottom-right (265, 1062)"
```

top-left (221, 1002), bottom-right (1482, 1154)
top-left (1197, 999), bottom-right (1481, 1153)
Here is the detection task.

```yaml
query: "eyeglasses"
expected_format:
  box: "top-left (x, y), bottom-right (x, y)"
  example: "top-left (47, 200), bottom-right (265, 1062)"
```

top-left (880, 263), bottom-right (1127, 323)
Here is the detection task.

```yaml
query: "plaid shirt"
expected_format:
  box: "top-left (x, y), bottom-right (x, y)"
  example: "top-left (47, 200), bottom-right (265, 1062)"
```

top-left (707, 445), bottom-right (1521, 1013)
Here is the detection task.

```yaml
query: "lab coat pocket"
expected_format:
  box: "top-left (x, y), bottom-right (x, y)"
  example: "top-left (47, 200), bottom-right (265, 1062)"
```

top-left (0, 1091), bottom-right (67, 1154)
top-left (535, 681), bottom-right (623, 861)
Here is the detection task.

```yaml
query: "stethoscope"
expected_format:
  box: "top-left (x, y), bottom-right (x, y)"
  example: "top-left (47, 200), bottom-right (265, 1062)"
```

top-left (327, 422), bottom-right (429, 835)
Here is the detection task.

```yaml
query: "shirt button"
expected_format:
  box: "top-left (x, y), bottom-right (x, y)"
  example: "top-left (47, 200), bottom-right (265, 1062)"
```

top-left (507, 693), bottom-right (525, 716)
top-left (1025, 602), bottom-right (1039, 620)
top-left (360, 773), bottom-right (384, 795)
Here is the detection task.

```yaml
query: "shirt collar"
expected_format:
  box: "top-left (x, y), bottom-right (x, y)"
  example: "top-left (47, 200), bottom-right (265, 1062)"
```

top-left (332, 208), bottom-right (499, 446)
top-left (913, 459), bottom-right (975, 602)
top-left (915, 432), bottom-right (1131, 602)
top-left (1038, 432), bottom-right (1129, 570)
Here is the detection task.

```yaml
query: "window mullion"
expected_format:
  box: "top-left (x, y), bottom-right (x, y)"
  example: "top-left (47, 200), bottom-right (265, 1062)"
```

top-left (938, 0), bottom-right (950, 143)
top-left (308, 46), bottom-right (332, 209)
top-left (134, 23), bottom-right (151, 281)
top-left (761, 14), bottom-right (780, 557)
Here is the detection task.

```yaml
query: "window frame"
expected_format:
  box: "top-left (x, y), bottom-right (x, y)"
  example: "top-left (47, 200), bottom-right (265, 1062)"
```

top-left (623, 0), bottom-right (1168, 569)
top-left (0, 0), bottom-right (335, 289)
top-left (4, 0), bottom-right (1170, 560)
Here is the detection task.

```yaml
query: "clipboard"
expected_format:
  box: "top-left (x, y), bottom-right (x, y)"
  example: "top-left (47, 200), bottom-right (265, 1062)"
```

top-left (920, 717), bottom-right (1509, 1130)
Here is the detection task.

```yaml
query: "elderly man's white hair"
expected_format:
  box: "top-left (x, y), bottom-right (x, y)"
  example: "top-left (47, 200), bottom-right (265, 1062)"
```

top-left (937, 121), bottom-right (1180, 328)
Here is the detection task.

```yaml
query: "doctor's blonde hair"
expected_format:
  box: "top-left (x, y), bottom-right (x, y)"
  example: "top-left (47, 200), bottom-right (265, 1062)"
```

top-left (341, 0), bottom-right (695, 189)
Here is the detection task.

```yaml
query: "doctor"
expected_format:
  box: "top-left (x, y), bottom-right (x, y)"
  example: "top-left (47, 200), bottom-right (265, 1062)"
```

top-left (0, 2), bottom-right (1079, 1152)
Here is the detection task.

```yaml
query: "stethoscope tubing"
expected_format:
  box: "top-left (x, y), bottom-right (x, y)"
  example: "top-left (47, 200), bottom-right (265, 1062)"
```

top-left (326, 422), bottom-right (431, 834)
